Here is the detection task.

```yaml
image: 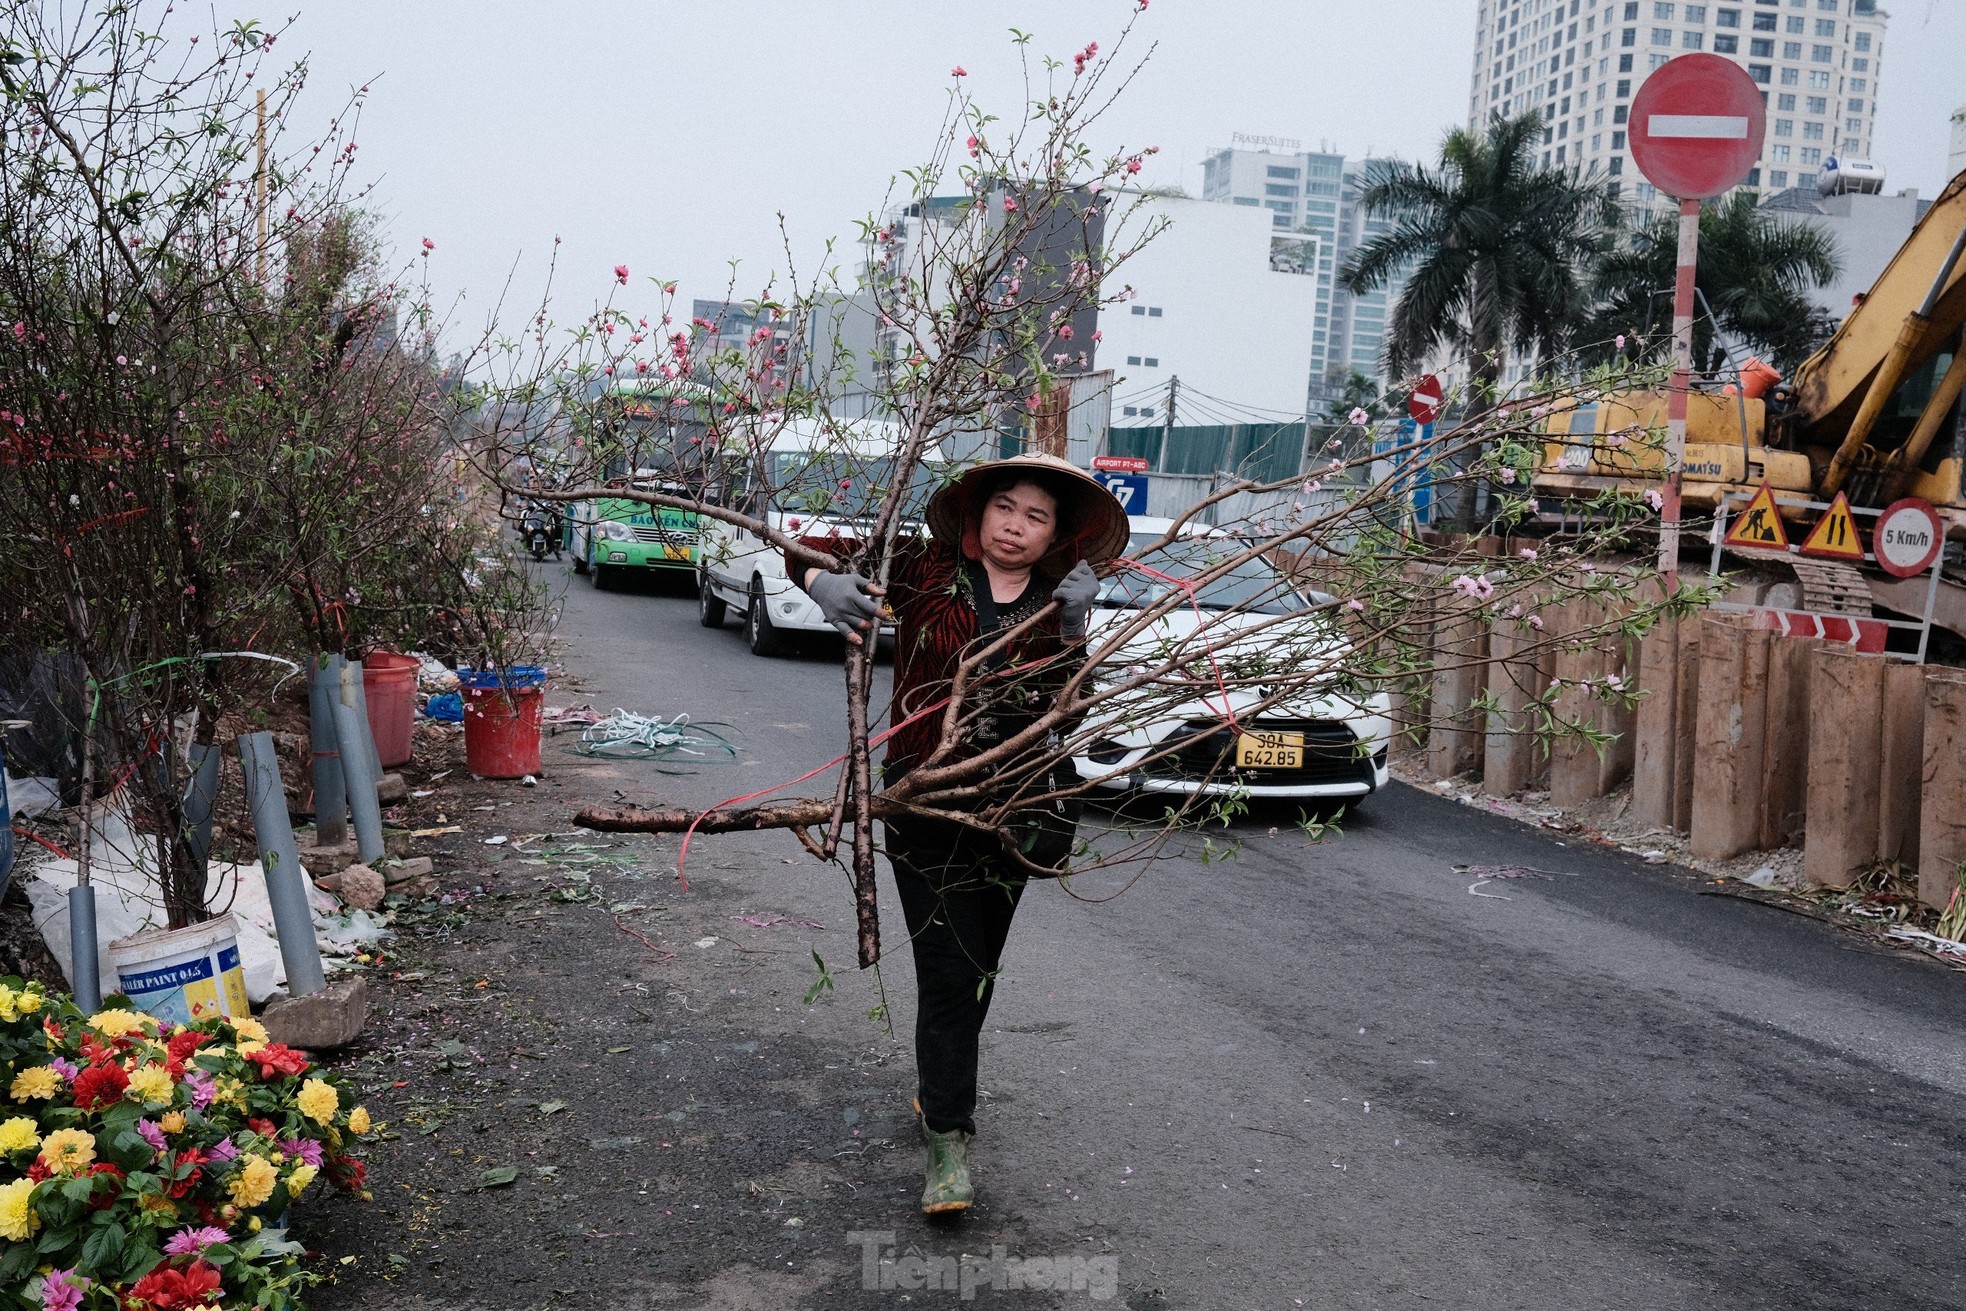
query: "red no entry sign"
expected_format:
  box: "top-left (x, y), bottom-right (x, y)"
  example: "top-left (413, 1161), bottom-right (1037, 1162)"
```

top-left (1629, 54), bottom-right (1767, 200)
top-left (1408, 374), bottom-right (1443, 426)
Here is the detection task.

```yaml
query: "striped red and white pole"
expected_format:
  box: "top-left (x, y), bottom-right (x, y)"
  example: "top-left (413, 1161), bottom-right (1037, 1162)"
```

top-left (1656, 197), bottom-right (1700, 590)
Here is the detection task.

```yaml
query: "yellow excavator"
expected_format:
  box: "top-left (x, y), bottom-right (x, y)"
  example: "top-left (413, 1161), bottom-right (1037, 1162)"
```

top-left (1535, 167), bottom-right (1966, 527)
top-left (1532, 167), bottom-right (1966, 634)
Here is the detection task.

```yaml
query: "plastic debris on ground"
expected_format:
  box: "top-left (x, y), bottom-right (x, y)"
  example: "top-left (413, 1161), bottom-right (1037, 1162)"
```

top-left (414, 653), bottom-right (460, 691)
top-left (22, 793), bottom-right (390, 1001)
top-left (422, 692), bottom-right (464, 722)
top-left (573, 710), bottom-right (740, 771)
top-left (4, 772), bottom-right (59, 818)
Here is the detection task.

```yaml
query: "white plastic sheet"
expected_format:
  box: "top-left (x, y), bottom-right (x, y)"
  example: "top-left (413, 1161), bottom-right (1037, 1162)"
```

top-left (22, 795), bottom-right (387, 1002)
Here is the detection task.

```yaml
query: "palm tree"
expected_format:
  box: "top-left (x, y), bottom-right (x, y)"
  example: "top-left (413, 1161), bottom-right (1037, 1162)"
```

top-left (1340, 112), bottom-right (1619, 415)
top-left (1583, 189), bottom-right (1841, 375)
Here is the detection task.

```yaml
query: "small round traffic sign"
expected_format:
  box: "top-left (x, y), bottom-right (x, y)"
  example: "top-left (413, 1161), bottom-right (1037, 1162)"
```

top-left (1408, 375), bottom-right (1443, 426)
top-left (1873, 498), bottom-right (1943, 577)
top-left (1629, 54), bottom-right (1767, 200)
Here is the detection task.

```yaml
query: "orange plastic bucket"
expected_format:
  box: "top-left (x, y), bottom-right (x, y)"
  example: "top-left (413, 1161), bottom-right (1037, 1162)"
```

top-left (362, 651), bottom-right (420, 768)
top-left (460, 667), bottom-right (545, 778)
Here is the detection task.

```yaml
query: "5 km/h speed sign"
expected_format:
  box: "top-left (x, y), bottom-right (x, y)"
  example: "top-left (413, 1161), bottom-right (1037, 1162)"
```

top-left (1630, 54), bottom-right (1767, 201)
top-left (1874, 498), bottom-right (1944, 577)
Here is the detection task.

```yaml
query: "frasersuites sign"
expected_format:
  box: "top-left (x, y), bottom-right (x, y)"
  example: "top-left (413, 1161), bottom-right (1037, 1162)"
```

top-left (1629, 54), bottom-right (1767, 200)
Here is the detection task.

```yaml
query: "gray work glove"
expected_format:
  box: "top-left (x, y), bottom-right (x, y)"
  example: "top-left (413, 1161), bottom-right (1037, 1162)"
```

top-left (1052, 559), bottom-right (1099, 639)
top-left (806, 568), bottom-right (882, 642)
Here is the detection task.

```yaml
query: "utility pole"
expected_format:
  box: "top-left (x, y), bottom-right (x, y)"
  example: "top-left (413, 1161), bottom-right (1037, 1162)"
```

top-left (254, 90), bottom-right (268, 286)
top-left (1159, 374), bottom-right (1179, 458)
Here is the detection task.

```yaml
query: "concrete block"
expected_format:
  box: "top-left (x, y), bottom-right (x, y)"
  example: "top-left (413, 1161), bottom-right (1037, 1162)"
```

top-left (1426, 598), bottom-right (1487, 780)
top-left (1548, 600), bottom-right (1606, 809)
top-left (384, 856), bottom-right (435, 885)
top-left (1917, 668), bottom-right (1966, 911)
top-left (1546, 596), bottom-right (1634, 807)
top-left (1878, 662), bottom-right (1925, 869)
top-left (1670, 618), bottom-right (1702, 834)
top-left (1803, 645), bottom-right (1886, 889)
top-left (1690, 615), bottom-right (1771, 860)
top-left (1632, 616), bottom-right (1680, 828)
top-left (261, 974), bottom-right (368, 1051)
top-left (376, 772), bottom-right (408, 804)
top-left (295, 835), bottom-right (361, 876)
top-left (1758, 635), bottom-right (1819, 850)
top-left (1482, 614), bottom-right (1548, 796)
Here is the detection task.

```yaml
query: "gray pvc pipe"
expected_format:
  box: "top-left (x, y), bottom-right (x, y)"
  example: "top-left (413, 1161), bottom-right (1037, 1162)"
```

top-left (180, 742), bottom-right (224, 874)
top-left (331, 658), bottom-right (385, 864)
top-left (67, 884), bottom-right (101, 1011)
top-left (347, 656), bottom-right (383, 779)
top-left (309, 654), bottom-right (348, 848)
top-left (237, 731), bottom-right (326, 998)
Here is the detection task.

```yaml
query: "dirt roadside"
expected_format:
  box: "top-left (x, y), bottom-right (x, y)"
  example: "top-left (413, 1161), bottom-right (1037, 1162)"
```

top-left (299, 725), bottom-right (1095, 1311)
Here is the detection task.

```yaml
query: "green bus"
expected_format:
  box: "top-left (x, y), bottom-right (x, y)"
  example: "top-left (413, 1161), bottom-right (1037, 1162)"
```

top-left (570, 381), bottom-right (717, 589)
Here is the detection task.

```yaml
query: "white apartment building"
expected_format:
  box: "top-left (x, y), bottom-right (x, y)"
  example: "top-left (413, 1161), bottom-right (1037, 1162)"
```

top-left (1095, 194), bottom-right (1320, 429)
top-left (1199, 144), bottom-right (1415, 408)
top-left (1467, 0), bottom-right (1887, 204)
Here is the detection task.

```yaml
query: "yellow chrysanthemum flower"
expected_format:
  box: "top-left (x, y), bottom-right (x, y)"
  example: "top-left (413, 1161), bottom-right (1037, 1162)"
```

top-left (229, 1154), bottom-right (278, 1209)
top-left (86, 1009), bottom-right (150, 1038)
top-left (347, 1106), bottom-right (371, 1135)
top-left (215, 1078), bottom-right (248, 1111)
top-left (127, 1065), bottom-right (175, 1106)
top-left (230, 1016), bottom-right (269, 1043)
top-left (159, 1111), bottom-right (187, 1134)
top-left (15, 989), bottom-right (41, 1013)
top-left (0, 986), bottom-right (18, 1023)
top-left (38, 1128), bottom-right (96, 1177)
top-left (296, 1077), bottom-right (339, 1126)
top-left (138, 1191), bottom-right (178, 1220)
top-left (9, 1067), bottom-right (60, 1101)
top-left (235, 1039), bottom-right (267, 1059)
top-left (0, 1116), bottom-right (39, 1153)
top-left (285, 1163), bottom-right (318, 1197)
top-left (0, 1177), bottom-right (38, 1241)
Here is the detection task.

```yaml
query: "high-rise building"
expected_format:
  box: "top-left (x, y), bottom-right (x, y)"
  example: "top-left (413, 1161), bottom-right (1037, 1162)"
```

top-left (1199, 143), bottom-right (1414, 410)
top-left (1466, 0), bottom-right (1887, 204)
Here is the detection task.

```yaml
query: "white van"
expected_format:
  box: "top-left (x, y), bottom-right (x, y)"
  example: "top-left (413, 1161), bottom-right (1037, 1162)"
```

top-left (696, 418), bottom-right (940, 656)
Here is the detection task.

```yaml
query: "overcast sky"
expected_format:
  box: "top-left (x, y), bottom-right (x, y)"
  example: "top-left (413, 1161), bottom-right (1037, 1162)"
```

top-left (202, 0), bottom-right (1965, 343)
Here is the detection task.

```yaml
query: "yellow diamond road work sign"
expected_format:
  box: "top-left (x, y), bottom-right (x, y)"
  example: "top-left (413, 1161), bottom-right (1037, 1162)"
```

top-left (1797, 491), bottom-right (1866, 561)
top-left (1722, 482), bottom-right (1790, 550)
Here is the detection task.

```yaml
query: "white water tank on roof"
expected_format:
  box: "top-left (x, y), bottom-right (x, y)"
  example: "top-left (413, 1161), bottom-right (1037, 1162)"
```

top-left (1818, 156), bottom-right (1885, 196)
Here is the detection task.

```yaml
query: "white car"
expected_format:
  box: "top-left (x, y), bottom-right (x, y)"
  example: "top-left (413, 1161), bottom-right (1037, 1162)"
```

top-left (697, 420), bottom-right (938, 656)
top-left (1071, 518), bottom-right (1392, 805)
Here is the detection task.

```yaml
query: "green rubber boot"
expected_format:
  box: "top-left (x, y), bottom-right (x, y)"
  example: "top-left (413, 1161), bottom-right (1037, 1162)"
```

top-left (920, 1124), bottom-right (975, 1214)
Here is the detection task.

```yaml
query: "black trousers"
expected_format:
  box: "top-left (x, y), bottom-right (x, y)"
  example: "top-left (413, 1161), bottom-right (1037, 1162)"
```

top-left (886, 817), bottom-right (1029, 1137)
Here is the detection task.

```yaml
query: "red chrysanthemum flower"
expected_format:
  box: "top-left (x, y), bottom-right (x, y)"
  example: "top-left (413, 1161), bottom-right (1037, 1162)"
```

top-left (245, 1043), bottom-right (310, 1081)
top-left (71, 1061), bottom-right (130, 1111)
top-left (86, 1161), bottom-right (126, 1210)
top-left (127, 1258), bottom-right (222, 1309)
top-left (165, 1029), bottom-right (210, 1076)
top-left (325, 1153), bottom-right (366, 1191)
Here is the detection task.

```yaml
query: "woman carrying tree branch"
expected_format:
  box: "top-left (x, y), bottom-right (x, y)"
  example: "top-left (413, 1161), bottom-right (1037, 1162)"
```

top-left (794, 452), bottom-right (1127, 1214)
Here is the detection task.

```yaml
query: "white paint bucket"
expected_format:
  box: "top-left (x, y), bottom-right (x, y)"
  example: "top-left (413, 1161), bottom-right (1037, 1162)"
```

top-left (107, 913), bottom-right (251, 1024)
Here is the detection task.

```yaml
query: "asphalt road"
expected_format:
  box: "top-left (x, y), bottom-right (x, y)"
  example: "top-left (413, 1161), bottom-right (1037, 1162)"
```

top-left (527, 561), bottom-right (1966, 1309)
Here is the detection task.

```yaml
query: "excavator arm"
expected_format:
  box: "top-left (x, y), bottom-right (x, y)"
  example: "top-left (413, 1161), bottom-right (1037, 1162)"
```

top-left (1787, 169), bottom-right (1966, 492)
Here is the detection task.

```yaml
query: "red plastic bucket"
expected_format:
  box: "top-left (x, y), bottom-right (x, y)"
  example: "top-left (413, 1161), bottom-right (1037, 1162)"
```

top-left (362, 651), bottom-right (420, 768)
top-left (460, 667), bottom-right (545, 778)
